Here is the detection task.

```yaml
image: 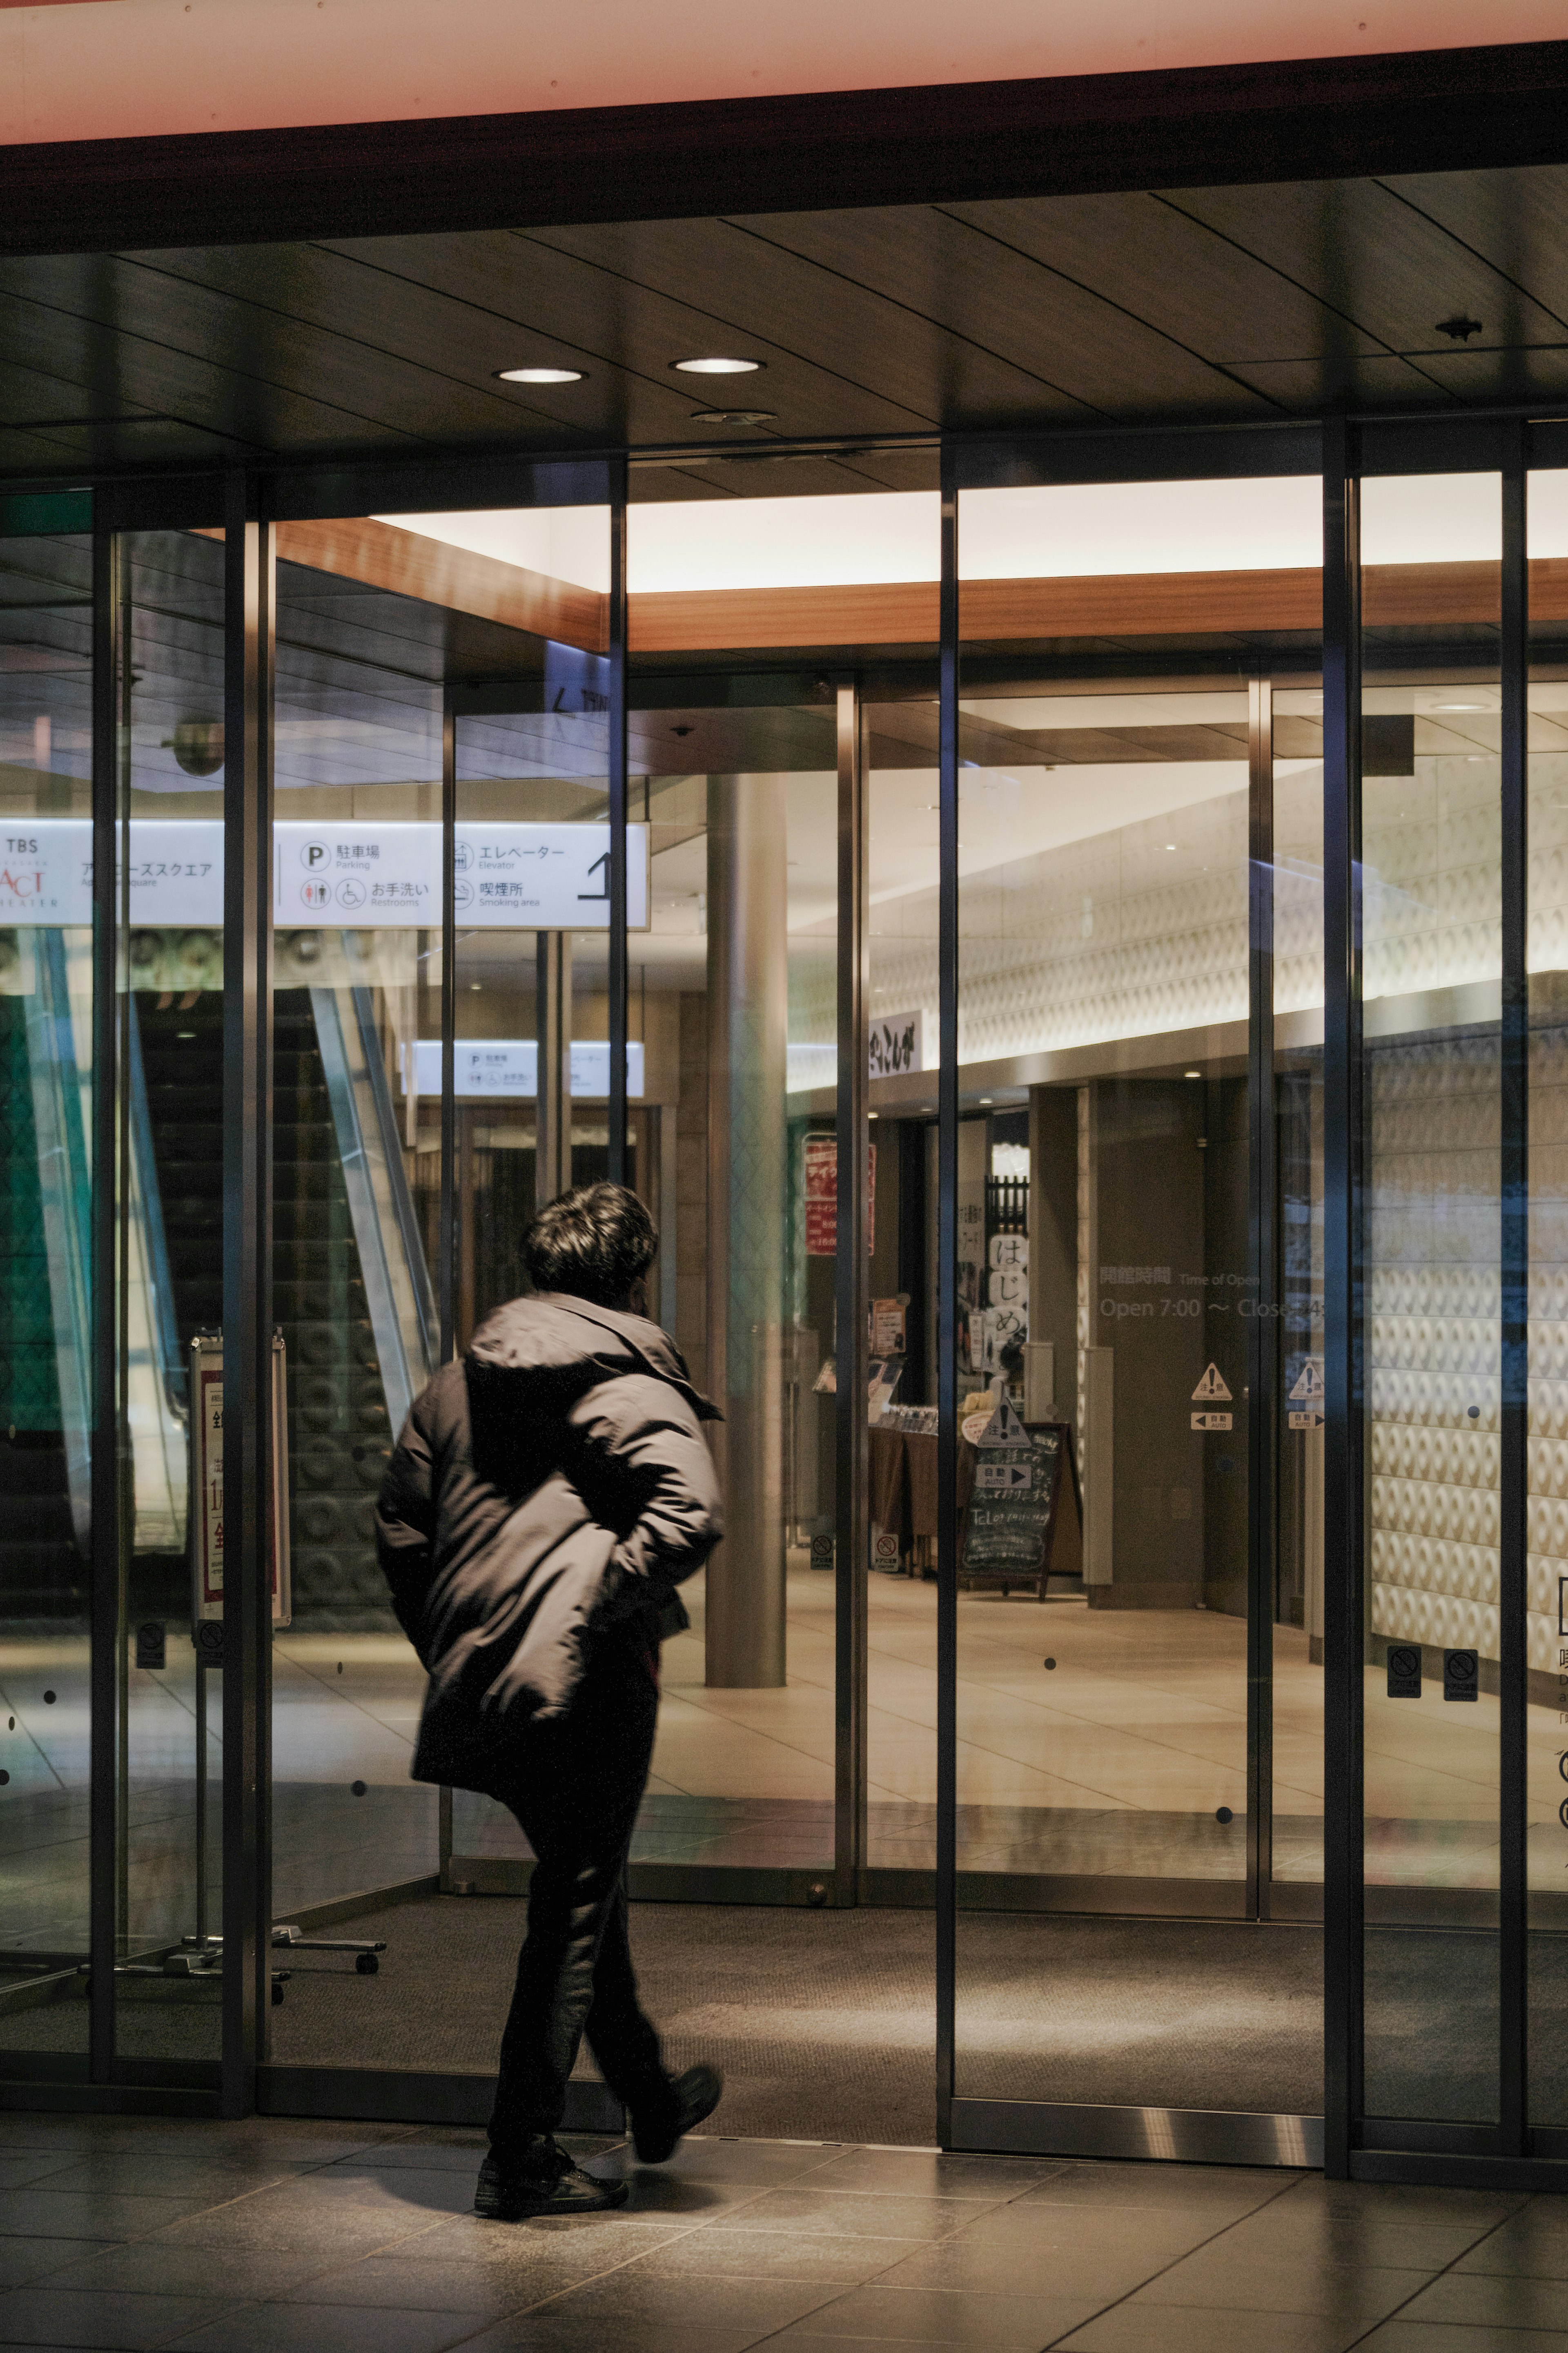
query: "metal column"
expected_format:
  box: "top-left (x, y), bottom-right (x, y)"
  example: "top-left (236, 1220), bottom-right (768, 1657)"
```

top-left (220, 475), bottom-right (274, 2117)
top-left (834, 682), bottom-right (869, 1903)
top-left (1499, 427), bottom-right (1529, 2155)
top-left (88, 515), bottom-right (121, 2083)
top-left (1247, 676), bottom-right (1277, 1916)
top-left (935, 445), bottom-right (959, 2145)
top-left (1321, 418), bottom-right (1365, 2179)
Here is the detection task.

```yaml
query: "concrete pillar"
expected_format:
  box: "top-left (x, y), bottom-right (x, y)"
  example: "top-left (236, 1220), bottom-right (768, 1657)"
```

top-left (704, 775), bottom-right (788, 1688)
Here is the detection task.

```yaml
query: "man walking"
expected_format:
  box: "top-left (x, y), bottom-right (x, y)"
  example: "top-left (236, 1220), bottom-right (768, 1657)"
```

top-left (376, 1183), bottom-right (724, 2217)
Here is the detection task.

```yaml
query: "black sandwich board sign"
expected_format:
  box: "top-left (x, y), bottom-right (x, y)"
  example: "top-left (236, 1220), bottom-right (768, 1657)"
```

top-left (958, 1393), bottom-right (1079, 1595)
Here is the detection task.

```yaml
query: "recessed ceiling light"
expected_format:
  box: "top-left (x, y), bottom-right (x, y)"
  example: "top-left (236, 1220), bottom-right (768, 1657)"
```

top-left (673, 356), bottom-right (762, 375)
top-left (1165, 842), bottom-right (1177, 850)
top-left (688, 408), bottom-right (777, 424)
top-left (496, 366), bottom-right (585, 384)
top-left (979, 1097), bottom-right (993, 1106)
top-left (1185, 1069), bottom-right (1202, 1079)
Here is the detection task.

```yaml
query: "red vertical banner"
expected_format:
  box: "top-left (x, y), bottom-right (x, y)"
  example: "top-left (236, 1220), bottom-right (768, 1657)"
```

top-left (803, 1132), bottom-right (875, 1256)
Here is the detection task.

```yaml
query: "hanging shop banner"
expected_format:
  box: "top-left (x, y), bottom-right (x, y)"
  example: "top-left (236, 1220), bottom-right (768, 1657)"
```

top-left (403, 1038), bottom-right (646, 1099)
top-left (802, 1131), bottom-right (876, 1257)
top-left (0, 820), bottom-right (649, 929)
top-left (869, 1009), bottom-right (923, 1080)
top-left (189, 1332), bottom-right (292, 1640)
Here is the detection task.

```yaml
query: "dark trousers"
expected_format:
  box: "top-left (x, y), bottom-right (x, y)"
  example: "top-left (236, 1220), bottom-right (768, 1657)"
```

top-left (486, 1638), bottom-right (666, 2158)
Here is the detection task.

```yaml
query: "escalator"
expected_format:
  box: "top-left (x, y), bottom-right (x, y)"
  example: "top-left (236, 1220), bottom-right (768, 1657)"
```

top-left (136, 984), bottom-right (432, 1629)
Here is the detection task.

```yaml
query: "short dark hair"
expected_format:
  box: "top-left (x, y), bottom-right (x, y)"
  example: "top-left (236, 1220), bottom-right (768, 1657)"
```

top-left (523, 1182), bottom-right (657, 1307)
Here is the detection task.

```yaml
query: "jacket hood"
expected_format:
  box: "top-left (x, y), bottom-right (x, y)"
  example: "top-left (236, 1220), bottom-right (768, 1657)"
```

top-left (466, 1291), bottom-right (720, 1424)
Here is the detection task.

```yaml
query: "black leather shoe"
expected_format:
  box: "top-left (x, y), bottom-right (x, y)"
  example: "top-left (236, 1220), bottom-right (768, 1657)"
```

top-left (474, 2141), bottom-right (630, 2219)
top-left (631, 2063), bottom-right (724, 2164)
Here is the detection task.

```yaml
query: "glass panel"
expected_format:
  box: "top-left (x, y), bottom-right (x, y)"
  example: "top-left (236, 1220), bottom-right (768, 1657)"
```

top-left (866, 689), bottom-right (941, 1874)
top-left (267, 533), bottom-right (448, 1940)
top-left (950, 471), bottom-right (1324, 2118)
top-left (1360, 471), bottom-right (1501, 2124)
top-left (1274, 687), bottom-right (1327, 1894)
top-left (0, 520), bottom-right (94, 2062)
top-left (624, 669), bottom-right (842, 1876)
top-left (263, 506), bottom-right (612, 1984)
top-left (1527, 467), bottom-right (1568, 2120)
top-left (116, 526), bottom-right (226, 2063)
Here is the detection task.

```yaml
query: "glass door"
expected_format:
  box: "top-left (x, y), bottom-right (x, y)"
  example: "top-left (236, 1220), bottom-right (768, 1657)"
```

top-left (943, 461), bottom-right (1327, 2158)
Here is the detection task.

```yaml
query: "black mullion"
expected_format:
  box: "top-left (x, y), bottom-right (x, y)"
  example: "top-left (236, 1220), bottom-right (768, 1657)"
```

top-left (1247, 675), bottom-right (1276, 1918)
top-left (934, 442), bottom-right (958, 2146)
top-left (1321, 417), bottom-right (1365, 2179)
top-left (220, 480), bottom-right (271, 2117)
top-left (833, 680), bottom-right (868, 1906)
top-left (1499, 428), bottom-right (1528, 2155)
top-left (87, 515), bottom-right (119, 2083)
top-left (608, 465), bottom-right (628, 1187)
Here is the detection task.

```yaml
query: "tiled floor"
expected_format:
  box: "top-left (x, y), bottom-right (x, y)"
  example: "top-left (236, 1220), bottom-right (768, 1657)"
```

top-left (0, 2109), bottom-right (1563, 2353)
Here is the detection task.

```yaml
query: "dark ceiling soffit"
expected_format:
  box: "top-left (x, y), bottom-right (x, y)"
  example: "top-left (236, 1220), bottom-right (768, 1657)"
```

top-left (2, 38), bottom-right (1568, 258)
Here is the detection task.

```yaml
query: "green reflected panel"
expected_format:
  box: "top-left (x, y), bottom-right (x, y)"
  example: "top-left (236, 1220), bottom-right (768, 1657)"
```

top-left (0, 525), bottom-right (94, 2060)
top-left (116, 529), bottom-right (226, 2063)
top-left (1359, 473), bottom-right (1501, 2124)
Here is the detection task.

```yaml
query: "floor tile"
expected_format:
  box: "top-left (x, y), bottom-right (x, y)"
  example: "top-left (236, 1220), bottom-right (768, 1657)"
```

top-left (1401, 2275), bottom-right (1568, 2328)
top-left (459, 2320), bottom-right (751, 2353)
top-left (766, 2281), bottom-right (1102, 2343)
top-left (798, 2151), bottom-right (1061, 2201)
top-left (0, 2250), bottom-right (103, 2294)
top-left (627, 2228), bottom-right (927, 2284)
top-left (149, 2205), bottom-right (434, 2257)
top-left (383, 2214), bottom-right (679, 2270)
top-left (1128, 2248), bottom-right (1433, 2321)
top-left (264, 2255), bottom-right (529, 2313)
top-left (0, 2196), bottom-right (208, 2246)
top-left (164, 2306), bottom-right (482, 2353)
top-left (633, 2140), bottom-right (846, 2185)
top-left (1013, 2162), bottom-right (1292, 2221)
top-left (526, 2271), bottom-right (837, 2331)
top-left (705, 2188), bottom-right (977, 2241)
top-left (32, 2159), bottom-right (308, 2203)
top-left (0, 2161), bottom-right (81, 2195)
top-left (871, 2233), bottom-right (1185, 2302)
top-left (1057, 2308), bottom-right (1379, 2353)
top-left (0, 2285), bottom-right (234, 2348)
top-left (1355, 2327), bottom-right (1568, 2353)
top-left (41, 2245), bottom-right (332, 2300)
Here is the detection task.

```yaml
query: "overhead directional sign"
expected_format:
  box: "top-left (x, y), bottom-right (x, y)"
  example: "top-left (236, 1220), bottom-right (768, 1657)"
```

top-left (0, 819), bottom-right (650, 930)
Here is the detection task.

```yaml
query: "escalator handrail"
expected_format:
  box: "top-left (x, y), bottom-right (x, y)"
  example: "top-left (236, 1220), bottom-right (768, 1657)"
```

top-left (127, 994), bottom-right (188, 1423)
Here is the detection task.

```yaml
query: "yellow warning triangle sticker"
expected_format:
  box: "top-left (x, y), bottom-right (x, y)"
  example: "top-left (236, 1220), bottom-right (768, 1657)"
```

top-left (1289, 1357), bottom-right (1325, 1403)
top-left (1192, 1362), bottom-right (1232, 1403)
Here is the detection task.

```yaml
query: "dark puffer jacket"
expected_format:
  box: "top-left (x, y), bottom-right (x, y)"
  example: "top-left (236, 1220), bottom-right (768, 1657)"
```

top-left (374, 1291), bottom-right (722, 1791)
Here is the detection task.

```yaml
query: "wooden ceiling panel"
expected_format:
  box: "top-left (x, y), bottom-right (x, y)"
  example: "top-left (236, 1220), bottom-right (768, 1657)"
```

top-left (941, 190), bottom-right (1392, 368)
top-left (123, 244), bottom-right (597, 451)
top-left (0, 253), bottom-right (524, 455)
top-left (327, 228), bottom-right (934, 442)
top-left (0, 267), bottom-right (416, 459)
top-left (1383, 167), bottom-right (1568, 330)
top-left (1163, 180), bottom-right (1568, 361)
top-left (732, 205), bottom-right (1272, 423)
top-left (530, 216), bottom-right (1098, 433)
